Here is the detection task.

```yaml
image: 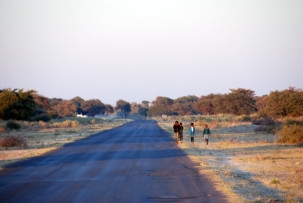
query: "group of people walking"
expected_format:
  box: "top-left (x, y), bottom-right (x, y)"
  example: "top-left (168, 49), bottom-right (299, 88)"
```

top-left (173, 121), bottom-right (211, 145)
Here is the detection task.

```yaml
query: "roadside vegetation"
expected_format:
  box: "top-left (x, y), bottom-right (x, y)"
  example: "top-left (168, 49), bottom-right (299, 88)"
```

top-left (0, 87), bottom-right (302, 200)
top-left (156, 115), bottom-right (303, 202)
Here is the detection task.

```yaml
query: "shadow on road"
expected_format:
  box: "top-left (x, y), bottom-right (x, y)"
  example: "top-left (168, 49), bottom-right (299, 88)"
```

top-left (6, 149), bottom-right (187, 168)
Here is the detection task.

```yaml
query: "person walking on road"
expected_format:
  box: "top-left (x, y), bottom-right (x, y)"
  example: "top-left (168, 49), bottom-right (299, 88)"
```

top-left (173, 121), bottom-right (180, 144)
top-left (188, 123), bottom-right (195, 144)
top-left (179, 122), bottom-right (184, 143)
top-left (203, 124), bottom-right (211, 145)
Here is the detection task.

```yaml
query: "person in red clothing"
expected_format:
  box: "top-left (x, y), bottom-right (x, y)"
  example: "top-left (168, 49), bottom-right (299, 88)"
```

top-left (173, 121), bottom-right (180, 144)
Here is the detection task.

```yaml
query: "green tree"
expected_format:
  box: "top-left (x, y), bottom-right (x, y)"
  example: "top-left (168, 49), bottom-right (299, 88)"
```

top-left (138, 106), bottom-right (148, 119)
top-left (71, 96), bottom-right (85, 113)
top-left (116, 100), bottom-right (131, 118)
top-left (196, 94), bottom-right (222, 115)
top-left (81, 99), bottom-right (106, 117)
top-left (0, 89), bottom-right (18, 118)
top-left (33, 94), bottom-right (58, 119)
top-left (224, 88), bottom-right (256, 115)
top-left (255, 95), bottom-right (268, 117)
top-left (147, 96), bottom-right (173, 116)
top-left (141, 100), bottom-right (150, 108)
top-left (104, 104), bottom-right (114, 115)
top-left (52, 100), bottom-right (77, 117)
top-left (264, 87), bottom-right (303, 118)
top-left (172, 95), bottom-right (198, 115)
top-left (196, 99), bottom-right (214, 115)
top-left (0, 89), bottom-right (36, 120)
top-left (174, 95), bottom-right (198, 104)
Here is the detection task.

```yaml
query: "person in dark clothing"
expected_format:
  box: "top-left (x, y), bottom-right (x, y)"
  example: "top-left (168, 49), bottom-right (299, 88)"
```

top-left (173, 121), bottom-right (180, 144)
top-left (179, 122), bottom-right (184, 143)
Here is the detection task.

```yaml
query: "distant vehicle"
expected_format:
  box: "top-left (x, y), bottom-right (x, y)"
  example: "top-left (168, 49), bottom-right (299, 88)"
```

top-left (76, 113), bottom-right (87, 118)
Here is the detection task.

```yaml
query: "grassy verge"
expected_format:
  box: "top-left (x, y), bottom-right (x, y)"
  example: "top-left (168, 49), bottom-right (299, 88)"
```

top-left (157, 115), bottom-right (303, 202)
top-left (0, 118), bottom-right (130, 169)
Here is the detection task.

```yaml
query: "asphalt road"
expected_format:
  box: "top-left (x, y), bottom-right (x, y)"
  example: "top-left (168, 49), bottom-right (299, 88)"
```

top-left (0, 120), bottom-right (226, 203)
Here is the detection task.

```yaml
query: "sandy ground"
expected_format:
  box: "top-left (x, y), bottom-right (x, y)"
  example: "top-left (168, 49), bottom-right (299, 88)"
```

top-left (158, 121), bottom-right (303, 202)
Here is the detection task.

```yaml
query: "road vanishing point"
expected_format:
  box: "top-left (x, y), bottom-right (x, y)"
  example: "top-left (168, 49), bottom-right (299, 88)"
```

top-left (0, 120), bottom-right (226, 203)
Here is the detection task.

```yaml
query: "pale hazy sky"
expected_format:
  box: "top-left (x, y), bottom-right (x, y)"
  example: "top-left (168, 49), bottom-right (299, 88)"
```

top-left (0, 0), bottom-right (302, 105)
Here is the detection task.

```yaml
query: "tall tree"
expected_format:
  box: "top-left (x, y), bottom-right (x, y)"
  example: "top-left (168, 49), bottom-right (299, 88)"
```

top-left (172, 95), bottom-right (198, 115)
top-left (0, 89), bottom-right (36, 120)
top-left (255, 95), bottom-right (268, 117)
top-left (224, 88), bottom-right (256, 115)
top-left (196, 94), bottom-right (221, 115)
top-left (147, 96), bottom-right (173, 116)
top-left (138, 106), bottom-right (149, 119)
top-left (141, 100), bottom-right (150, 108)
top-left (52, 100), bottom-right (77, 117)
top-left (71, 96), bottom-right (85, 113)
top-left (116, 100), bottom-right (131, 118)
top-left (264, 87), bottom-right (303, 118)
top-left (104, 104), bottom-right (114, 115)
top-left (81, 99), bottom-right (106, 117)
top-left (32, 94), bottom-right (58, 120)
top-left (131, 102), bottom-right (140, 114)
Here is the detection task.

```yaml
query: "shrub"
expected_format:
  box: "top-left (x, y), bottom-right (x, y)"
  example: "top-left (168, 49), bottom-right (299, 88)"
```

top-left (32, 114), bottom-right (52, 122)
top-left (236, 115), bottom-right (252, 122)
top-left (255, 126), bottom-right (270, 132)
top-left (253, 117), bottom-right (278, 133)
top-left (71, 121), bottom-right (79, 127)
top-left (38, 121), bottom-right (50, 128)
top-left (0, 135), bottom-right (27, 148)
top-left (285, 119), bottom-right (303, 126)
top-left (6, 121), bottom-right (21, 130)
top-left (278, 124), bottom-right (303, 144)
top-left (62, 120), bottom-right (72, 127)
top-left (252, 117), bottom-right (275, 126)
top-left (51, 120), bottom-right (79, 128)
top-left (0, 128), bottom-right (5, 132)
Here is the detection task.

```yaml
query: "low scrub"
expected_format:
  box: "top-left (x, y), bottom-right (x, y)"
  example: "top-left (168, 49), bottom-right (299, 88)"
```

top-left (0, 135), bottom-right (27, 148)
top-left (252, 117), bottom-right (278, 133)
top-left (52, 120), bottom-right (79, 128)
top-left (278, 124), bottom-right (303, 144)
top-left (6, 120), bottom-right (21, 130)
top-left (31, 114), bottom-right (52, 122)
top-left (252, 117), bottom-right (275, 126)
top-left (235, 115), bottom-right (252, 122)
top-left (285, 119), bottom-right (303, 126)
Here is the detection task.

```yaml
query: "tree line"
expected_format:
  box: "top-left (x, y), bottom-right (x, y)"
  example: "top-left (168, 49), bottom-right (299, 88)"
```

top-left (0, 87), bottom-right (302, 121)
top-left (0, 89), bottom-right (148, 121)
top-left (147, 87), bottom-right (303, 118)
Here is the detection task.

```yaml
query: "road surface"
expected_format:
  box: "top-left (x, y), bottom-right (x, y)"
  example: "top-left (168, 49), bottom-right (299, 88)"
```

top-left (0, 120), bottom-right (226, 203)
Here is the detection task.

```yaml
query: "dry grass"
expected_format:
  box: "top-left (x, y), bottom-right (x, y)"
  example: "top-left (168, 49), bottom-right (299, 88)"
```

top-left (157, 116), bottom-right (303, 202)
top-left (0, 136), bottom-right (27, 148)
top-left (233, 147), bottom-right (303, 201)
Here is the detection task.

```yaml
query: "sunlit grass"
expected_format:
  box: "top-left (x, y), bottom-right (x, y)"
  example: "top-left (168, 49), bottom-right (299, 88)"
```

top-left (0, 118), bottom-right (129, 169)
top-left (157, 115), bottom-right (303, 202)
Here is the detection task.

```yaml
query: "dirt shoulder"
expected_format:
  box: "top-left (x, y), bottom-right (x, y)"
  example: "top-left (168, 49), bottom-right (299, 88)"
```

top-left (158, 121), bottom-right (303, 202)
top-left (0, 119), bottom-right (130, 169)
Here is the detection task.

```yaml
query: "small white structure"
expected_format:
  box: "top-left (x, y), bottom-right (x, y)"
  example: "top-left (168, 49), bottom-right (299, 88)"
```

top-left (162, 115), bottom-right (168, 118)
top-left (76, 113), bottom-right (87, 118)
